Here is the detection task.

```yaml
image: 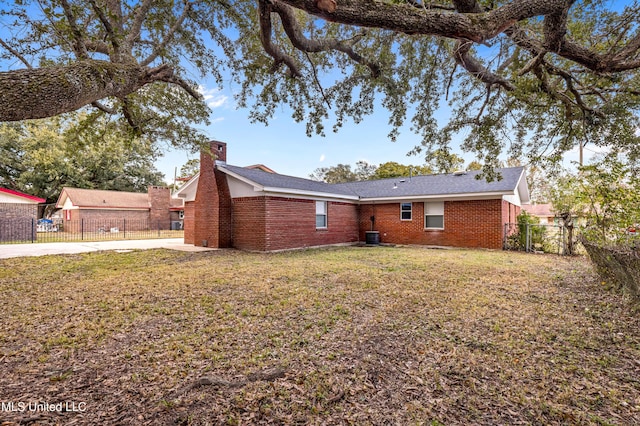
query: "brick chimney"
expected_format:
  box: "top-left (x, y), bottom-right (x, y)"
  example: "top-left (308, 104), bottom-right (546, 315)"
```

top-left (192, 141), bottom-right (232, 248)
top-left (212, 141), bottom-right (226, 163)
top-left (148, 186), bottom-right (171, 230)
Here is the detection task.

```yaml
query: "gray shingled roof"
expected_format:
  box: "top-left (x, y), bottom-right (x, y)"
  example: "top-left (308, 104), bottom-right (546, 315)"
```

top-left (220, 164), bottom-right (359, 197)
top-left (334, 167), bottom-right (525, 199)
top-left (219, 164), bottom-right (524, 200)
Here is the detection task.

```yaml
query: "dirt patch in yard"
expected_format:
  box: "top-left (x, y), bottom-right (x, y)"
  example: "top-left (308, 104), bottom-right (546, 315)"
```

top-left (0, 247), bottom-right (639, 425)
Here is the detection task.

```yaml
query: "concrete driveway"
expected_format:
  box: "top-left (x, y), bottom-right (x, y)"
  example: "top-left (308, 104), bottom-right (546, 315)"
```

top-left (0, 238), bottom-right (216, 259)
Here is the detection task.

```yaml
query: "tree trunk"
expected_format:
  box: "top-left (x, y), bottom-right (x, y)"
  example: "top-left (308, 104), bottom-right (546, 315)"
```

top-left (0, 60), bottom-right (173, 121)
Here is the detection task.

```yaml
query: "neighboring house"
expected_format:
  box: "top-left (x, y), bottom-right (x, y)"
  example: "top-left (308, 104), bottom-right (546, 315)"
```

top-left (0, 188), bottom-right (46, 242)
top-left (175, 142), bottom-right (530, 251)
top-left (522, 203), bottom-right (556, 225)
top-left (55, 186), bottom-right (184, 232)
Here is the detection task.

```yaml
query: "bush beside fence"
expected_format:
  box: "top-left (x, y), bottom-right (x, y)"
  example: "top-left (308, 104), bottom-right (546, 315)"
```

top-left (580, 237), bottom-right (639, 300)
top-left (503, 222), bottom-right (572, 255)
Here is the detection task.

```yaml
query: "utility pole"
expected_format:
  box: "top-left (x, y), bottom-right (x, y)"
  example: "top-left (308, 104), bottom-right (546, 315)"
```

top-left (579, 140), bottom-right (584, 166)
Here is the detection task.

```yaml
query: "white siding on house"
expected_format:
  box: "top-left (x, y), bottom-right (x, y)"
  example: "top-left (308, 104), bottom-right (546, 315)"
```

top-left (0, 193), bottom-right (33, 204)
top-left (62, 197), bottom-right (78, 210)
top-left (503, 192), bottom-right (522, 206)
top-left (227, 175), bottom-right (260, 198)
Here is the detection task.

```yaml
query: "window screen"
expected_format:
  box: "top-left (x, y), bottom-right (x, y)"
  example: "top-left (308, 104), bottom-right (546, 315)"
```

top-left (316, 201), bottom-right (327, 228)
top-left (401, 202), bottom-right (412, 220)
top-left (424, 202), bottom-right (444, 229)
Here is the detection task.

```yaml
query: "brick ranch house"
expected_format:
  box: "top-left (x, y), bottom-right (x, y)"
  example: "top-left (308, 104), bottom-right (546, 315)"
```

top-left (175, 142), bottom-right (530, 251)
top-left (0, 188), bottom-right (46, 242)
top-left (55, 186), bottom-right (184, 232)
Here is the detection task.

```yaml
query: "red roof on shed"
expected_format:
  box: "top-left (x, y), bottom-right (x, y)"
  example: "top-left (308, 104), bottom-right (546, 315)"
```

top-left (0, 188), bottom-right (46, 203)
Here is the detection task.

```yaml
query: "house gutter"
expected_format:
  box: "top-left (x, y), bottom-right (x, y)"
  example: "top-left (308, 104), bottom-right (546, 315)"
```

top-left (358, 191), bottom-right (511, 203)
top-left (261, 187), bottom-right (360, 201)
top-left (218, 166), bottom-right (360, 202)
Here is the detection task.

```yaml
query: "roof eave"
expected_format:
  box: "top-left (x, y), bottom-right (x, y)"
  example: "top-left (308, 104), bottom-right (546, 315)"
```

top-left (54, 189), bottom-right (69, 209)
top-left (0, 188), bottom-right (47, 203)
top-left (262, 187), bottom-right (360, 201)
top-left (515, 169), bottom-right (531, 204)
top-left (173, 172), bottom-right (200, 201)
top-left (219, 166), bottom-right (360, 200)
top-left (216, 166), bottom-right (265, 191)
top-left (359, 191), bottom-right (512, 203)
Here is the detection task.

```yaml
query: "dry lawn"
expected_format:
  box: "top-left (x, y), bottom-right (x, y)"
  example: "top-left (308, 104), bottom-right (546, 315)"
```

top-left (0, 246), bottom-right (639, 425)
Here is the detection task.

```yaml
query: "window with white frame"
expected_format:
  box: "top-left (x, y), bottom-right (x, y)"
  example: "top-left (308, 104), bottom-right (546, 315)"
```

top-left (400, 202), bottom-right (412, 220)
top-left (424, 201), bottom-right (444, 229)
top-left (316, 201), bottom-right (327, 228)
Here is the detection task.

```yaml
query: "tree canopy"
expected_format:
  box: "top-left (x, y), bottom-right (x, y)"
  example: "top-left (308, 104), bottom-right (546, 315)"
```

top-left (310, 153), bottom-right (476, 183)
top-left (2, 0), bottom-right (640, 174)
top-left (0, 117), bottom-right (165, 204)
top-left (551, 156), bottom-right (640, 243)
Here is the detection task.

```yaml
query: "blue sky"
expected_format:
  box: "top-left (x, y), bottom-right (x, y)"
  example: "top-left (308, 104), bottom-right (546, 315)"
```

top-left (157, 83), bottom-right (452, 183)
top-left (155, 80), bottom-right (592, 185)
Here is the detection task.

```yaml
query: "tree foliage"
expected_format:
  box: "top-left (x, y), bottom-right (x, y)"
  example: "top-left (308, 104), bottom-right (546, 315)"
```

top-left (309, 161), bottom-right (378, 183)
top-left (2, 1), bottom-right (640, 173)
top-left (310, 160), bottom-right (436, 182)
top-left (179, 159), bottom-right (201, 179)
top-left (424, 149), bottom-right (465, 173)
top-left (372, 162), bottom-right (433, 179)
top-left (466, 160), bottom-right (483, 171)
top-left (0, 116), bottom-right (165, 203)
top-left (551, 156), bottom-right (640, 243)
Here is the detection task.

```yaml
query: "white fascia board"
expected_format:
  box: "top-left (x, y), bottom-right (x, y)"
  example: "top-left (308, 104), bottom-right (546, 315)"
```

top-left (218, 167), bottom-right (359, 201)
top-left (216, 167), bottom-right (265, 191)
top-left (55, 192), bottom-right (69, 209)
top-left (173, 172), bottom-right (200, 201)
top-left (516, 169), bottom-right (531, 204)
top-left (359, 192), bottom-right (509, 203)
top-left (262, 187), bottom-right (360, 202)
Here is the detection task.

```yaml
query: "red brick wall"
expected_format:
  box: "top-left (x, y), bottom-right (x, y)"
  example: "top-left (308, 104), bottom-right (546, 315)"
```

top-left (231, 196), bottom-right (359, 251)
top-left (183, 201), bottom-right (194, 244)
top-left (192, 141), bottom-right (232, 248)
top-left (359, 199), bottom-right (513, 249)
top-left (148, 186), bottom-right (171, 230)
top-left (214, 169), bottom-right (233, 247)
top-left (0, 203), bottom-right (38, 242)
top-left (63, 209), bottom-right (150, 232)
top-left (233, 197), bottom-right (267, 251)
top-left (502, 200), bottom-right (521, 225)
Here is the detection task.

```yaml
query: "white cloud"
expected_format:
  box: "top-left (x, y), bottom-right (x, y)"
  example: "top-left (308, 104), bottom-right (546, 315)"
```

top-left (197, 85), bottom-right (229, 109)
top-left (319, 154), bottom-right (326, 162)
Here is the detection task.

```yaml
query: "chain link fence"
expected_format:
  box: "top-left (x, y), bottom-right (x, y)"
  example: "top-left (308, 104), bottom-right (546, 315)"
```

top-left (503, 223), bottom-right (578, 255)
top-left (0, 217), bottom-right (184, 244)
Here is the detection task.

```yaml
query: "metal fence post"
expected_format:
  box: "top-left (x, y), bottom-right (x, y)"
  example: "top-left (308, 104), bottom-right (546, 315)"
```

top-left (31, 218), bottom-right (35, 243)
top-left (124, 218), bottom-right (126, 239)
top-left (81, 218), bottom-right (84, 241)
